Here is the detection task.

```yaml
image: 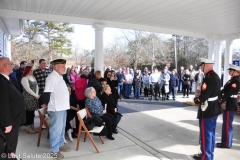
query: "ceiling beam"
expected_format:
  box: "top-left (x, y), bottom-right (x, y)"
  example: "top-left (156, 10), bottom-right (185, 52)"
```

top-left (0, 9), bottom-right (209, 39)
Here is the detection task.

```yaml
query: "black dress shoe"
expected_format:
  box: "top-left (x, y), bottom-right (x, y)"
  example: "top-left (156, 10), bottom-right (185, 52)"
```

top-left (217, 143), bottom-right (229, 148)
top-left (193, 154), bottom-right (202, 160)
top-left (106, 135), bottom-right (115, 140)
top-left (216, 142), bottom-right (222, 146)
top-left (112, 130), bottom-right (118, 134)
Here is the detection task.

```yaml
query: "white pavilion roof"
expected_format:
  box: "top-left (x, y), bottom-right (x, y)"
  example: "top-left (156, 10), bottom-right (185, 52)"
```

top-left (0, 0), bottom-right (239, 39)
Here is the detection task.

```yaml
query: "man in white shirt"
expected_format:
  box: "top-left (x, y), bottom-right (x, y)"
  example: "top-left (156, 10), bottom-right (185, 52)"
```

top-left (41, 59), bottom-right (71, 159)
top-left (188, 64), bottom-right (196, 93)
top-left (149, 68), bottom-right (160, 100)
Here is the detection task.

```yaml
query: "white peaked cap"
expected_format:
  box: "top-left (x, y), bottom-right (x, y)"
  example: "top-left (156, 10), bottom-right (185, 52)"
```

top-left (228, 64), bottom-right (240, 71)
top-left (199, 58), bottom-right (215, 66)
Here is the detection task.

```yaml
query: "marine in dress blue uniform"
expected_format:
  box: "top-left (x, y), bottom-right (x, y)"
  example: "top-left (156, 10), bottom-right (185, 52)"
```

top-left (217, 64), bottom-right (240, 148)
top-left (193, 58), bottom-right (222, 160)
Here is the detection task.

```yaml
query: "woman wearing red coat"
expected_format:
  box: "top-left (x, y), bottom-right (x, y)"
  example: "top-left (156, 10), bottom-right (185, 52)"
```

top-left (75, 69), bottom-right (89, 109)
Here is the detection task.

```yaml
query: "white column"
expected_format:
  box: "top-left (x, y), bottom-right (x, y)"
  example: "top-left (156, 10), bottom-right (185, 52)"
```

top-left (7, 35), bottom-right (11, 60)
top-left (93, 24), bottom-right (105, 76)
top-left (214, 41), bottom-right (222, 78)
top-left (208, 40), bottom-right (214, 60)
top-left (223, 40), bottom-right (233, 85)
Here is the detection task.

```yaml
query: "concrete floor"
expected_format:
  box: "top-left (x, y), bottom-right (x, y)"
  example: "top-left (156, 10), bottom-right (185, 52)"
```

top-left (15, 94), bottom-right (240, 160)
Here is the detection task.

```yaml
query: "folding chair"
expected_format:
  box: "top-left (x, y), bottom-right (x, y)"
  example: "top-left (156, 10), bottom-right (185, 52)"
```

top-left (37, 108), bottom-right (50, 147)
top-left (76, 109), bottom-right (104, 153)
top-left (85, 107), bottom-right (104, 144)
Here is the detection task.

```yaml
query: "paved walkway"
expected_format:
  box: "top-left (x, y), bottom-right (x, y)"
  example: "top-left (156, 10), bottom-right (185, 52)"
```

top-left (15, 94), bottom-right (240, 160)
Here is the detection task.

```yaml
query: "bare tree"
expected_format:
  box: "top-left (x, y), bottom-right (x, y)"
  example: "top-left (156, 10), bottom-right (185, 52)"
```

top-left (71, 44), bottom-right (93, 67)
top-left (103, 38), bottom-right (130, 69)
top-left (122, 30), bottom-right (154, 69)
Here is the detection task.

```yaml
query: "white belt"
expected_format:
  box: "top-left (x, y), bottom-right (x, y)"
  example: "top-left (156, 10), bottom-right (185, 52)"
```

top-left (230, 95), bottom-right (238, 98)
top-left (208, 96), bottom-right (218, 101)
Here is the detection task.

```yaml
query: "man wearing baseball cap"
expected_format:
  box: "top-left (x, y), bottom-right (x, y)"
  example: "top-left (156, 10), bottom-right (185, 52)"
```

top-left (193, 58), bottom-right (222, 160)
top-left (217, 64), bottom-right (240, 149)
top-left (41, 59), bottom-right (71, 159)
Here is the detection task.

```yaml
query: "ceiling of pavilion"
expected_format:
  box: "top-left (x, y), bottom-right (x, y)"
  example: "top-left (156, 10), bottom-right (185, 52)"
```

top-left (0, 0), bottom-right (240, 38)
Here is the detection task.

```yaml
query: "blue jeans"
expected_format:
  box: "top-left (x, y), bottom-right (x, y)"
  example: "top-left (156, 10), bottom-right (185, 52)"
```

top-left (178, 79), bottom-right (183, 92)
top-left (117, 83), bottom-right (123, 97)
top-left (125, 84), bottom-right (131, 98)
top-left (114, 113), bottom-right (122, 131)
top-left (170, 86), bottom-right (177, 99)
top-left (49, 110), bottom-right (67, 153)
top-left (134, 87), bottom-right (140, 98)
top-left (199, 116), bottom-right (218, 160)
top-left (190, 80), bottom-right (194, 93)
top-left (129, 84), bottom-right (133, 95)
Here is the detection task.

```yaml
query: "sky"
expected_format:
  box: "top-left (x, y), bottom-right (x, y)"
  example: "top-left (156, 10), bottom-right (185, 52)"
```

top-left (70, 24), bottom-right (240, 51)
top-left (70, 24), bottom-right (172, 50)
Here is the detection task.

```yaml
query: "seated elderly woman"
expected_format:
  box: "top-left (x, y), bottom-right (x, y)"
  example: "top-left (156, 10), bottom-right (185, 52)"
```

top-left (85, 87), bottom-right (115, 140)
top-left (100, 85), bottom-right (122, 134)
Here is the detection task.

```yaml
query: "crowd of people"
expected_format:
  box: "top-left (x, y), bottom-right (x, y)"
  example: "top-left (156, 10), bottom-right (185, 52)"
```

top-left (0, 58), bottom-right (124, 159)
top-left (2, 56), bottom-right (239, 160)
top-left (102, 64), bottom-right (203, 101)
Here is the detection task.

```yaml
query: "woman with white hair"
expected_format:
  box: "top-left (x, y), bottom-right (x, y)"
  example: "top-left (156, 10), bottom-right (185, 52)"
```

top-left (100, 85), bottom-right (122, 134)
top-left (85, 87), bottom-right (115, 140)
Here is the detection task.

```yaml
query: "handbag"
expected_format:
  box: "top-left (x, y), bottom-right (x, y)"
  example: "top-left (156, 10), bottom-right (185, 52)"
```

top-left (93, 116), bottom-right (103, 126)
top-left (83, 118), bottom-right (95, 130)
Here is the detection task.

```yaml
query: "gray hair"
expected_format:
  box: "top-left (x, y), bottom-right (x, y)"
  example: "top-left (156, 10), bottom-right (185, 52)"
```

top-left (85, 87), bottom-right (94, 98)
top-left (82, 69), bottom-right (89, 76)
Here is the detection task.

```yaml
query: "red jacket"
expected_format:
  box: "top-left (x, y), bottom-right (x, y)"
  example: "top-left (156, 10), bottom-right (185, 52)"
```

top-left (75, 76), bottom-right (88, 100)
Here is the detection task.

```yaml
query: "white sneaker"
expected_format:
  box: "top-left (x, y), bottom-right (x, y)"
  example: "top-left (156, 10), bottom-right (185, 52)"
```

top-left (69, 138), bottom-right (74, 142)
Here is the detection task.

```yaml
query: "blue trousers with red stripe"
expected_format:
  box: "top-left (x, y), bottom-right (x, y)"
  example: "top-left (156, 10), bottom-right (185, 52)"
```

top-left (221, 110), bottom-right (235, 147)
top-left (199, 117), bottom-right (218, 160)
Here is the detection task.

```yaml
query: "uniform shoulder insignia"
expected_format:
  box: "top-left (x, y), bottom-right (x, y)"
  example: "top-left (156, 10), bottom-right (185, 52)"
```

top-left (231, 83), bottom-right (236, 88)
top-left (202, 82), bottom-right (207, 90)
top-left (207, 72), bottom-right (212, 78)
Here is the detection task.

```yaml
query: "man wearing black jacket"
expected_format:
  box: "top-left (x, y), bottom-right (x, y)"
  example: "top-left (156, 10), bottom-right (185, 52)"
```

top-left (87, 70), bottom-right (103, 98)
top-left (0, 57), bottom-right (25, 160)
top-left (15, 61), bottom-right (27, 93)
top-left (217, 64), bottom-right (240, 149)
top-left (193, 58), bottom-right (222, 160)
